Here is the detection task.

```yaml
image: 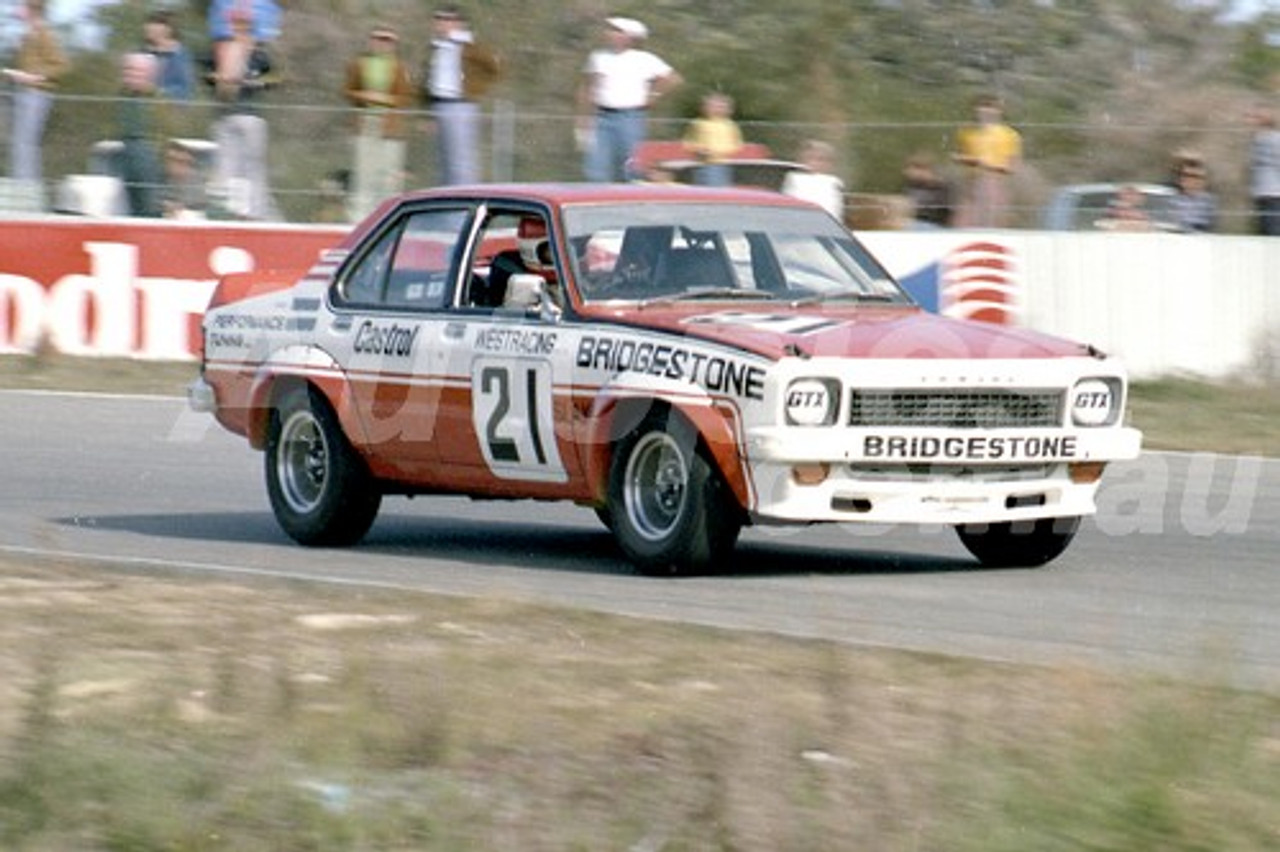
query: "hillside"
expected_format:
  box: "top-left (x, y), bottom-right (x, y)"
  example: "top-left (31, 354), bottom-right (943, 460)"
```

top-left (31, 0), bottom-right (1280, 226)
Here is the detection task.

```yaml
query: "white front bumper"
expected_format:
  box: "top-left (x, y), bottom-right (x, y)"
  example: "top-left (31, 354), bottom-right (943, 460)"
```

top-left (745, 426), bottom-right (1142, 525)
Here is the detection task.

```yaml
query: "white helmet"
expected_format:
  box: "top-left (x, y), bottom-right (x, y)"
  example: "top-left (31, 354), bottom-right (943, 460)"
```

top-left (517, 218), bottom-right (552, 271)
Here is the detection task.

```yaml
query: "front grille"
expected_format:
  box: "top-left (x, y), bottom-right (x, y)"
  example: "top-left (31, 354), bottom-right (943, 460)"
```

top-left (848, 389), bottom-right (1063, 429)
top-left (847, 463), bottom-right (1057, 482)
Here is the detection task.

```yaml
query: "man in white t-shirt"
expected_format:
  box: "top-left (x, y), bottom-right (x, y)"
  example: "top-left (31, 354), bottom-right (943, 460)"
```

top-left (576, 16), bottom-right (682, 182)
top-left (781, 139), bottom-right (846, 221)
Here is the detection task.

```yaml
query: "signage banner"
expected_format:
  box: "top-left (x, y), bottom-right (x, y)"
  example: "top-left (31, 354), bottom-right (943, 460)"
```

top-left (0, 219), bottom-right (346, 360)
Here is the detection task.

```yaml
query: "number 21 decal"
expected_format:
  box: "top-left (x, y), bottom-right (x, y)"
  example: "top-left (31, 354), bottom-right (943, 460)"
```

top-left (471, 357), bottom-right (566, 482)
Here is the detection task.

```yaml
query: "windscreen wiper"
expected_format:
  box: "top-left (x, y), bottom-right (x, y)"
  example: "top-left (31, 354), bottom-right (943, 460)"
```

top-left (788, 290), bottom-right (898, 307)
top-left (641, 288), bottom-right (778, 308)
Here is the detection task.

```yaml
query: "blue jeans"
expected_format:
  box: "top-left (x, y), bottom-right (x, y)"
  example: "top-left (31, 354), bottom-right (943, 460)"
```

top-left (585, 108), bottom-right (646, 182)
top-left (10, 87), bottom-right (51, 182)
top-left (434, 100), bottom-right (480, 185)
top-left (213, 113), bottom-right (278, 220)
top-left (695, 163), bottom-right (732, 187)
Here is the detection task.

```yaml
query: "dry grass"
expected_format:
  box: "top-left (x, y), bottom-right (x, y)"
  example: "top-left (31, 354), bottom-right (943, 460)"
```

top-left (1129, 376), bottom-right (1280, 457)
top-left (0, 353), bottom-right (198, 398)
top-left (1, 557), bottom-right (1277, 850)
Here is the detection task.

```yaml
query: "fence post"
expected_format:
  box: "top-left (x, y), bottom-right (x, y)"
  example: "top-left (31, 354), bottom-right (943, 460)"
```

top-left (490, 99), bottom-right (514, 182)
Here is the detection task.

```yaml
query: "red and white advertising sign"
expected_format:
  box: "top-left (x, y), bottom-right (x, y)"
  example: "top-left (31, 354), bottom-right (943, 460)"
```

top-left (0, 218), bottom-right (347, 360)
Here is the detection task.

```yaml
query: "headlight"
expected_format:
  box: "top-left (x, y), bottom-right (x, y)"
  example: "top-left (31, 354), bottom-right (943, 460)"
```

top-left (785, 378), bottom-right (840, 426)
top-left (1071, 377), bottom-right (1122, 427)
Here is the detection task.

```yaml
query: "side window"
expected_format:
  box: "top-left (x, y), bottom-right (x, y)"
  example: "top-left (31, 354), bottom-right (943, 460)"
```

top-left (337, 208), bottom-right (470, 310)
top-left (464, 211), bottom-right (524, 309)
top-left (462, 209), bottom-right (558, 311)
top-left (341, 228), bottom-right (396, 306)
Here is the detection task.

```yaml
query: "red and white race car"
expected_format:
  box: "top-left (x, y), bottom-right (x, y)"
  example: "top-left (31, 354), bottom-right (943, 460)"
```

top-left (190, 184), bottom-right (1142, 574)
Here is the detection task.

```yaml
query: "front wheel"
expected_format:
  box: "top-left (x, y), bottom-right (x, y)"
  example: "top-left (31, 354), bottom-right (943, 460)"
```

top-left (265, 386), bottom-right (381, 546)
top-left (955, 516), bottom-right (1081, 568)
top-left (607, 410), bottom-right (742, 576)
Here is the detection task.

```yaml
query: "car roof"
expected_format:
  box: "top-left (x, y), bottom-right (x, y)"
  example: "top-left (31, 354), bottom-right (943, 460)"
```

top-left (390, 182), bottom-right (808, 209)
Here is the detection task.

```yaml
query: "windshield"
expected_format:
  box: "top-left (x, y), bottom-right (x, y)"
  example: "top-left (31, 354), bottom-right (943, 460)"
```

top-left (563, 203), bottom-right (909, 305)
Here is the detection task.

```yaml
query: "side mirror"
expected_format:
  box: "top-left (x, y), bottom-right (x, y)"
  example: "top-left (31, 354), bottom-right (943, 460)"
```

top-left (504, 273), bottom-right (559, 321)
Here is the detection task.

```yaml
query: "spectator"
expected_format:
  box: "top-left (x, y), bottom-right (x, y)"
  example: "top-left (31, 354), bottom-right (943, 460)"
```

top-left (143, 10), bottom-right (195, 100)
top-left (423, 5), bottom-right (501, 186)
top-left (1246, 104), bottom-right (1280, 237)
top-left (204, 7), bottom-right (280, 220)
top-left (1095, 184), bottom-right (1153, 231)
top-left (312, 169), bottom-right (351, 224)
top-left (1170, 162), bottom-right (1216, 233)
top-left (208, 0), bottom-right (281, 43)
top-left (118, 52), bottom-right (164, 218)
top-left (161, 141), bottom-right (207, 220)
top-left (577, 16), bottom-right (682, 182)
top-left (4, 0), bottom-right (68, 186)
top-left (781, 139), bottom-right (845, 221)
top-left (344, 24), bottom-right (415, 220)
top-left (901, 151), bottom-right (953, 228)
top-left (952, 93), bottom-right (1022, 228)
top-left (682, 91), bottom-right (743, 187)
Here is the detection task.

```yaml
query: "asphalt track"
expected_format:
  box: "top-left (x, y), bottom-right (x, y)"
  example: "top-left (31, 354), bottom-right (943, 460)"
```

top-left (3, 390), bottom-right (1277, 691)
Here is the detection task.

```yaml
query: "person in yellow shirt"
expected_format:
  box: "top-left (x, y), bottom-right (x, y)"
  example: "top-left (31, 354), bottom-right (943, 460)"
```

top-left (953, 93), bottom-right (1022, 228)
top-left (683, 91), bottom-right (743, 187)
top-left (343, 24), bottom-right (415, 220)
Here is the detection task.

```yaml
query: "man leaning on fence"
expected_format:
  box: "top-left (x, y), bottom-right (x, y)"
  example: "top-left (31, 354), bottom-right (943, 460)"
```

top-left (424, 5), bottom-right (501, 186)
top-left (1247, 103), bottom-right (1280, 237)
top-left (5, 0), bottom-right (68, 191)
top-left (344, 24), bottom-right (414, 220)
top-left (577, 16), bottom-right (681, 183)
top-left (205, 5), bottom-right (279, 220)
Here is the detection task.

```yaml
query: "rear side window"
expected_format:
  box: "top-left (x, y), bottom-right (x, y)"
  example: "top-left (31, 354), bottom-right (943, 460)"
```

top-left (336, 208), bottom-right (470, 310)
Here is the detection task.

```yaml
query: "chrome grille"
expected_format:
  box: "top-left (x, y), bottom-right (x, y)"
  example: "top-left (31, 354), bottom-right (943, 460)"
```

top-left (848, 389), bottom-right (1063, 429)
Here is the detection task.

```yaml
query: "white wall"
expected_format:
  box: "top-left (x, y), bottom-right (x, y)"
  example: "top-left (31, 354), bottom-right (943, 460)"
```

top-left (862, 231), bottom-right (1280, 380)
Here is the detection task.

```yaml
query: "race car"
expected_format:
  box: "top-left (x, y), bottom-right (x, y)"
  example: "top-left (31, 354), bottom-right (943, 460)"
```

top-left (190, 183), bottom-right (1142, 574)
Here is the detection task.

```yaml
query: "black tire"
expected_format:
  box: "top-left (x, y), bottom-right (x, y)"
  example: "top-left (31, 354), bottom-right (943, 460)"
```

top-left (955, 516), bottom-right (1082, 568)
top-left (593, 505), bottom-right (614, 532)
top-left (607, 409), bottom-right (742, 576)
top-left (265, 385), bottom-right (381, 546)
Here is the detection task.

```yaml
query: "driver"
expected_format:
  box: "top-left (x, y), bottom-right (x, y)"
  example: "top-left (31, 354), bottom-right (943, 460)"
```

top-left (494, 216), bottom-right (561, 310)
top-left (516, 217), bottom-right (554, 273)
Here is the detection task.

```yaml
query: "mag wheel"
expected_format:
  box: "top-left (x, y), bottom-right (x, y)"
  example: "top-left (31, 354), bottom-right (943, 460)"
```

top-left (955, 516), bottom-right (1082, 568)
top-left (607, 410), bottom-right (741, 576)
top-left (265, 386), bottom-right (381, 546)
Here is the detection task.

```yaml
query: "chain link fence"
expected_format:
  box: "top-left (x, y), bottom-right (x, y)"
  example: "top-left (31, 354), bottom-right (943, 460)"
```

top-left (0, 88), bottom-right (1265, 233)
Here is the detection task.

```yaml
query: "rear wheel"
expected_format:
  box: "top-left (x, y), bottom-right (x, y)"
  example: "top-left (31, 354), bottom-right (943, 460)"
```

top-left (955, 516), bottom-right (1081, 568)
top-left (265, 386), bottom-right (381, 546)
top-left (607, 410), bottom-right (742, 576)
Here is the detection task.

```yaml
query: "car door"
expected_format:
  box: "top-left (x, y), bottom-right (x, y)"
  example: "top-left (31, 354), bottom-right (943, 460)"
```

top-left (426, 206), bottom-right (587, 497)
top-left (328, 204), bottom-right (472, 481)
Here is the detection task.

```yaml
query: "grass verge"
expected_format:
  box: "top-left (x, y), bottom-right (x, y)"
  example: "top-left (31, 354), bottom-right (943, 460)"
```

top-left (1128, 376), bottom-right (1280, 456)
top-left (1, 558), bottom-right (1277, 851)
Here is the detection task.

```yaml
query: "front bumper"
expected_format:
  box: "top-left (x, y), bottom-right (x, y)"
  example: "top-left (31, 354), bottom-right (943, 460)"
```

top-left (745, 426), bottom-right (1142, 525)
top-left (187, 376), bottom-right (218, 414)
